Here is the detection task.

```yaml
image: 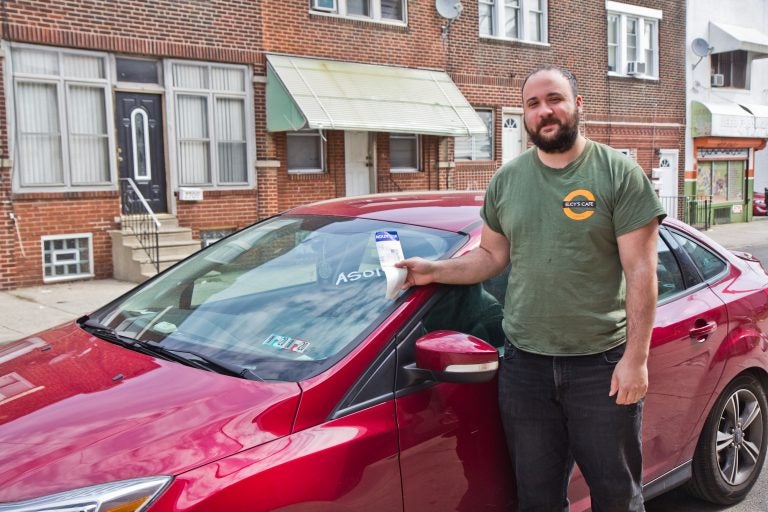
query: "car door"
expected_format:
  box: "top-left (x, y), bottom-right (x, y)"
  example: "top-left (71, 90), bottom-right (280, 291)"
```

top-left (394, 283), bottom-right (516, 511)
top-left (641, 227), bottom-right (730, 482)
top-left (566, 227), bottom-right (730, 509)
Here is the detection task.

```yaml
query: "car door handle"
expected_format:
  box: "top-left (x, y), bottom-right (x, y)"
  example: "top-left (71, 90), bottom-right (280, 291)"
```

top-left (689, 321), bottom-right (717, 342)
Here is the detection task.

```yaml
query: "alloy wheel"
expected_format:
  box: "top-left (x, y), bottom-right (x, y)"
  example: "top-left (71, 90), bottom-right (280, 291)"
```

top-left (715, 388), bottom-right (764, 486)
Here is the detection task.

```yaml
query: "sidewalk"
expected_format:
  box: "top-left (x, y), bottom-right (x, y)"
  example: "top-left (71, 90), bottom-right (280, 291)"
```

top-left (1, 217), bottom-right (768, 345)
top-left (701, 215), bottom-right (768, 250)
top-left (0, 278), bottom-right (134, 344)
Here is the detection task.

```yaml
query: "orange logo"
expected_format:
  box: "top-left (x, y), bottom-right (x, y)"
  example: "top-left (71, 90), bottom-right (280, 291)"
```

top-left (562, 189), bottom-right (596, 221)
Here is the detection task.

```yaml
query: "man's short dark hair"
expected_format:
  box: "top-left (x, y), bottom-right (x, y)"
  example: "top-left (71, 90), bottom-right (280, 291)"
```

top-left (522, 65), bottom-right (579, 98)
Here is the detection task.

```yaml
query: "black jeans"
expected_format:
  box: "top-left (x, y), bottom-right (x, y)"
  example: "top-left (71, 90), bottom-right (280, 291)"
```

top-left (498, 341), bottom-right (644, 512)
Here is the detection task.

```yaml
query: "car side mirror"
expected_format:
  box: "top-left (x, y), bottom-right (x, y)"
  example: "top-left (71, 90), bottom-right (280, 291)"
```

top-left (412, 330), bottom-right (499, 384)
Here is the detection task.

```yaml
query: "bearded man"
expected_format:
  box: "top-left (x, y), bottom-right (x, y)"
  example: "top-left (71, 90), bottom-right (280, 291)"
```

top-left (396, 65), bottom-right (666, 511)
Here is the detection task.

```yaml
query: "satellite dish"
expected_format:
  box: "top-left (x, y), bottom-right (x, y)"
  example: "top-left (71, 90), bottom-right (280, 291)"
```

top-left (692, 38), bottom-right (712, 57)
top-left (436, 0), bottom-right (463, 20)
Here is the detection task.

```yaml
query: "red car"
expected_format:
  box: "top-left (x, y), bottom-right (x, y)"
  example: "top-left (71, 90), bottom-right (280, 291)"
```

top-left (754, 191), bottom-right (766, 216)
top-left (1, 192), bottom-right (768, 511)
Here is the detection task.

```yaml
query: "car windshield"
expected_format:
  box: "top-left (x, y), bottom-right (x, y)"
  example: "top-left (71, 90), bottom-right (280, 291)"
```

top-left (89, 215), bottom-right (467, 381)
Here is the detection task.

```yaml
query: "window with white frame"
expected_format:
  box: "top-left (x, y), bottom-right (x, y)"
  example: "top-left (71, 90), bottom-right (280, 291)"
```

top-left (310, 0), bottom-right (405, 23)
top-left (169, 62), bottom-right (250, 187)
top-left (287, 130), bottom-right (325, 173)
top-left (10, 45), bottom-right (112, 190)
top-left (390, 133), bottom-right (419, 171)
top-left (606, 1), bottom-right (661, 78)
top-left (479, 0), bottom-right (548, 43)
top-left (455, 110), bottom-right (494, 161)
top-left (41, 233), bottom-right (93, 282)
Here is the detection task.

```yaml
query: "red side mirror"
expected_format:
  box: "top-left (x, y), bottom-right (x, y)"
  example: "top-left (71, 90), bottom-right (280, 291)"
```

top-left (415, 330), bottom-right (499, 383)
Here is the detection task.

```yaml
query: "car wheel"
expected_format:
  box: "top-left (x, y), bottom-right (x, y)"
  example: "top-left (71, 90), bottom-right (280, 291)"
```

top-left (687, 374), bottom-right (768, 505)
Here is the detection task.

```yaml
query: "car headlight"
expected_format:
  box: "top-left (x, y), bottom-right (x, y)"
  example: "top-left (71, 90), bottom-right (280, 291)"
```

top-left (0, 476), bottom-right (171, 512)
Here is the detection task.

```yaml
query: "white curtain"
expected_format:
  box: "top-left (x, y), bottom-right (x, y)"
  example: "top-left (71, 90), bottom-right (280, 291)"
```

top-left (212, 68), bottom-right (245, 92)
top-left (173, 63), bottom-right (208, 89)
top-left (16, 82), bottom-right (64, 185)
top-left (13, 47), bottom-right (111, 187)
top-left (68, 85), bottom-right (109, 184)
top-left (177, 94), bottom-right (211, 185)
top-left (63, 54), bottom-right (105, 79)
top-left (215, 98), bottom-right (247, 183)
top-left (12, 48), bottom-right (58, 75)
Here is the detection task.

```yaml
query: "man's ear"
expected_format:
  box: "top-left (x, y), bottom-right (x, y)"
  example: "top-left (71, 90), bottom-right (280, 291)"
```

top-left (575, 95), bottom-right (584, 110)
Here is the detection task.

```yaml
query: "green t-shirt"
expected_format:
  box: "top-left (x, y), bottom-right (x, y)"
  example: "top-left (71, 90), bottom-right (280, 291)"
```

top-left (481, 140), bottom-right (666, 355)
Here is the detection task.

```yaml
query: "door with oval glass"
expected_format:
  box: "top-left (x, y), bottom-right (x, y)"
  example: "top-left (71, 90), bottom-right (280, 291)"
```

top-left (116, 92), bottom-right (167, 213)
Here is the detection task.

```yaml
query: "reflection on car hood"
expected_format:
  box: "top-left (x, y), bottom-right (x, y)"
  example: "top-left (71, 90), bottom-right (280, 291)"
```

top-left (0, 323), bottom-right (301, 502)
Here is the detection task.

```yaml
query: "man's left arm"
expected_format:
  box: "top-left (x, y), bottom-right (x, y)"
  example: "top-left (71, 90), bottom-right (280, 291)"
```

top-left (611, 219), bottom-right (659, 405)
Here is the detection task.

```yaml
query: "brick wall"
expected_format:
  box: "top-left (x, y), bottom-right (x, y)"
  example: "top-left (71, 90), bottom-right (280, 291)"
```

top-left (0, 1), bottom-right (270, 289)
top-left (0, 0), bottom-right (687, 288)
top-left (9, 194), bottom-right (120, 288)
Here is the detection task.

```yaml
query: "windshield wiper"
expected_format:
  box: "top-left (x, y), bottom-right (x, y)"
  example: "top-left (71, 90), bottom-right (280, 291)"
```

top-left (77, 316), bottom-right (262, 381)
top-left (137, 342), bottom-right (263, 381)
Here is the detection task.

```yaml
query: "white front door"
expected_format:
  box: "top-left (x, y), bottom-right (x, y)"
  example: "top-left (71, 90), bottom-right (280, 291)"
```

top-left (345, 131), bottom-right (374, 196)
top-left (656, 149), bottom-right (679, 218)
top-left (657, 149), bottom-right (679, 197)
top-left (502, 114), bottom-right (523, 164)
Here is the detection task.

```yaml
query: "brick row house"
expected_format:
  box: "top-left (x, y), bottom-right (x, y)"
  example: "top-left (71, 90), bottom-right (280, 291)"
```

top-left (0, 0), bottom-right (686, 289)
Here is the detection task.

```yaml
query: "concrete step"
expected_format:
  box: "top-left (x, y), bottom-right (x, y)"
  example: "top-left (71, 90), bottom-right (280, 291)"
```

top-left (110, 226), bottom-right (196, 244)
top-left (120, 213), bottom-right (180, 230)
top-left (110, 214), bottom-right (200, 283)
top-left (125, 239), bottom-right (201, 260)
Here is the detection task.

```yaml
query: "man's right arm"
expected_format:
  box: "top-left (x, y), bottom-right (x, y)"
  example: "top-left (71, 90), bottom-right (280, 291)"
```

top-left (395, 224), bottom-right (510, 287)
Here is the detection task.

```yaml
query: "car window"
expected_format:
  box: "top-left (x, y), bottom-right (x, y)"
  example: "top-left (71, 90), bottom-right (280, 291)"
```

top-left (669, 231), bottom-right (727, 281)
top-left (657, 236), bottom-right (687, 301)
top-left (91, 215), bottom-right (468, 381)
top-left (421, 284), bottom-right (505, 348)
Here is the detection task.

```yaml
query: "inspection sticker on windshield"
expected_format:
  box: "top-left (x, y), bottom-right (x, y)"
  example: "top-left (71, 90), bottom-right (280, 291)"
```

top-left (375, 230), bottom-right (407, 300)
top-left (262, 334), bottom-right (310, 353)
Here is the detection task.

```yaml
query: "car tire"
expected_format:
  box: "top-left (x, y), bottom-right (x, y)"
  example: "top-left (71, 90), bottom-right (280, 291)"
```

top-left (686, 373), bottom-right (768, 505)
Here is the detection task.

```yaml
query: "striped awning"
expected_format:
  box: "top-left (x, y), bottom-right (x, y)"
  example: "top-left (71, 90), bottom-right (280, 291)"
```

top-left (266, 54), bottom-right (487, 137)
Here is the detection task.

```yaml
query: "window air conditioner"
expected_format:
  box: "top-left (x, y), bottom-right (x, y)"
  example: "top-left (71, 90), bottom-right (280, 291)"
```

top-left (711, 74), bottom-right (725, 87)
top-left (626, 61), bottom-right (646, 75)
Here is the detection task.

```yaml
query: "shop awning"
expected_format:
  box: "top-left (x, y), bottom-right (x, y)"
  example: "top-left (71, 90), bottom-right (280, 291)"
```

top-left (691, 100), bottom-right (768, 138)
top-left (266, 54), bottom-right (488, 137)
top-left (709, 22), bottom-right (768, 57)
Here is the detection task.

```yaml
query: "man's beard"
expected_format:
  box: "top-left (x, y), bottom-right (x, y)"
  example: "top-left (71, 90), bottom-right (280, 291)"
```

top-left (525, 110), bottom-right (580, 153)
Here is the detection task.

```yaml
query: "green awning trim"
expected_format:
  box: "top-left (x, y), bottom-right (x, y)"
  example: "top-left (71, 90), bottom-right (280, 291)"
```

top-left (692, 100), bottom-right (768, 138)
top-left (266, 54), bottom-right (488, 137)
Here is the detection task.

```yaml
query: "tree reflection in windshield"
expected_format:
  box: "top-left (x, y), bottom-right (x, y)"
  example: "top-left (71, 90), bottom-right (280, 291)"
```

top-left (92, 215), bottom-right (467, 381)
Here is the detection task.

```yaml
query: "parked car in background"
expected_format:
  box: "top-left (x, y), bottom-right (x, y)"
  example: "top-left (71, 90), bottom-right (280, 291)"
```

top-left (1, 192), bottom-right (768, 512)
top-left (754, 190), bottom-right (766, 216)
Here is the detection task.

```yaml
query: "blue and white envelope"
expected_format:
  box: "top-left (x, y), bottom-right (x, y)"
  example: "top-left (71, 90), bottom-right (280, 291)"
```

top-left (375, 231), bottom-right (407, 300)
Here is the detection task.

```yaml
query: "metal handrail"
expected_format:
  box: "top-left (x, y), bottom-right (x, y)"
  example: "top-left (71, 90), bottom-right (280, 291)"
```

top-left (658, 195), bottom-right (712, 231)
top-left (119, 178), bottom-right (161, 273)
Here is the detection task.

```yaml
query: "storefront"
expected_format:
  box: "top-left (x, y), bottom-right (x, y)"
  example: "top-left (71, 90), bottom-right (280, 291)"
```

top-left (690, 101), bottom-right (768, 223)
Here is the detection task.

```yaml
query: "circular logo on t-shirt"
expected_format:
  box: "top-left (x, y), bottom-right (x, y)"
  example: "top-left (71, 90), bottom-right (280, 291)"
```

top-left (562, 189), bottom-right (597, 220)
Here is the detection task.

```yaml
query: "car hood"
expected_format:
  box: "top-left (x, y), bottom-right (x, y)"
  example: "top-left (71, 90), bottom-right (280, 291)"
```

top-left (0, 323), bottom-right (301, 503)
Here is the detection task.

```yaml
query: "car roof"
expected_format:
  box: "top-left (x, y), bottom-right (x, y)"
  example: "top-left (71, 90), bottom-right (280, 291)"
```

top-left (286, 191), bottom-right (684, 236)
top-left (286, 191), bottom-right (486, 232)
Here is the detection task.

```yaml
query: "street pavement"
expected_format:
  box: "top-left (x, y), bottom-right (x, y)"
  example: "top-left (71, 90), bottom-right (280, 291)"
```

top-left (2, 217), bottom-right (768, 509)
